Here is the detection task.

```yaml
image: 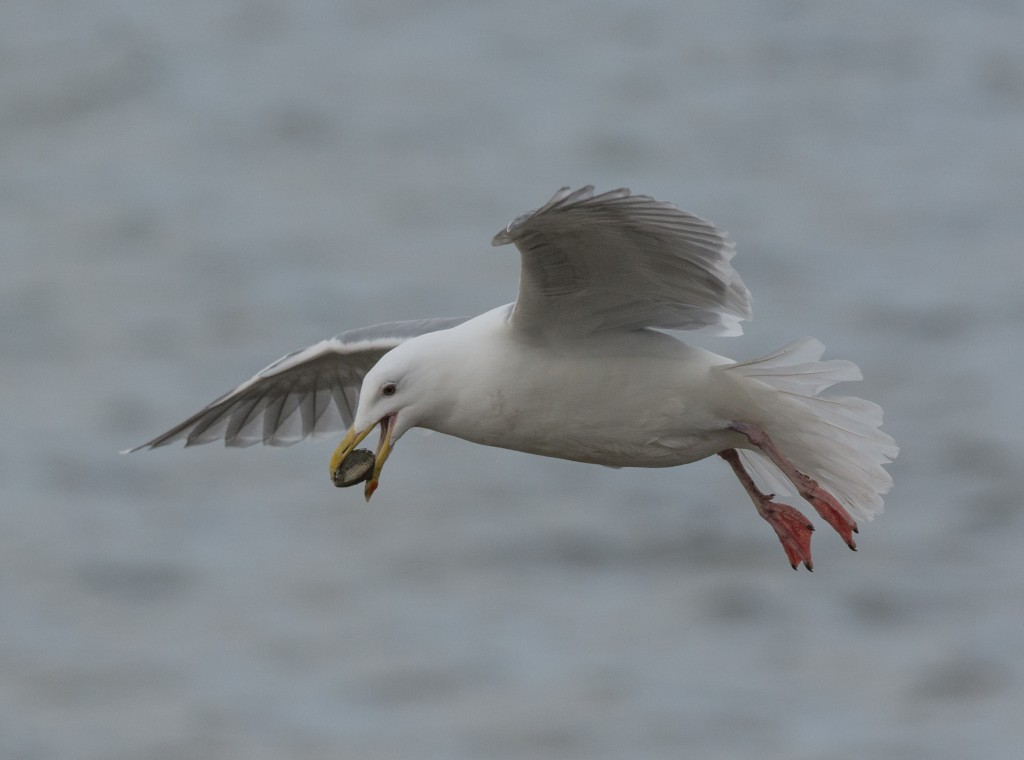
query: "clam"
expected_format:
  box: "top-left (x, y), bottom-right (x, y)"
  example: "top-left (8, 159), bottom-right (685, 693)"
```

top-left (331, 448), bottom-right (376, 488)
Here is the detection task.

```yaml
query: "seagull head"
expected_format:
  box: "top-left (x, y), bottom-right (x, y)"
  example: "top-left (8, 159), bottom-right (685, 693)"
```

top-left (328, 339), bottom-right (435, 501)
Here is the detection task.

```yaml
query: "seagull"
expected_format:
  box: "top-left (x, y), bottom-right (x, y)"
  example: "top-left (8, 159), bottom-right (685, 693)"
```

top-left (127, 186), bottom-right (897, 570)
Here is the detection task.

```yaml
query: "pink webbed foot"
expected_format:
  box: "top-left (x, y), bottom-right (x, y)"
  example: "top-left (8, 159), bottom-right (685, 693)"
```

top-left (729, 422), bottom-right (859, 551)
top-left (803, 481), bottom-right (858, 551)
top-left (720, 449), bottom-right (816, 570)
top-left (758, 498), bottom-right (816, 571)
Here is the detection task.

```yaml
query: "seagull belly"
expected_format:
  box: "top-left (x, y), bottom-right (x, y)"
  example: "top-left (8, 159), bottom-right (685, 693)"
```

top-left (430, 328), bottom-right (739, 468)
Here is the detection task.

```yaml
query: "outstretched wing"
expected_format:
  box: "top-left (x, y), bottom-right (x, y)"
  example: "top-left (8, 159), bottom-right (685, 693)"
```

top-left (124, 317), bottom-right (468, 451)
top-left (492, 186), bottom-right (752, 337)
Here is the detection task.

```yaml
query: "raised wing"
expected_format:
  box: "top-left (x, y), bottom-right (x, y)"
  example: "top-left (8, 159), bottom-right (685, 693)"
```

top-left (492, 186), bottom-right (752, 337)
top-left (124, 317), bottom-right (468, 451)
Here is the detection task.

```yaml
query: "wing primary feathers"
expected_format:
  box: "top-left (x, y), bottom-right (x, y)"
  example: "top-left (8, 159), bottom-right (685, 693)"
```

top-left (493, 186), bottom-right (752, 338)
top-left (224, 395), bottom-right (263, 446)
top-left (124, 317), bottom-right (469, 451)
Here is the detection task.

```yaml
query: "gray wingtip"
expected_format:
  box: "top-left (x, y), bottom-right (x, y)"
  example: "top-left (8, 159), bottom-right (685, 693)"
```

top-left (493, 185), bottom-right (593, 246)
top-left (491, 228), bottom-right (512, 246)
top-left (119, 439), bottom-right (164, 454)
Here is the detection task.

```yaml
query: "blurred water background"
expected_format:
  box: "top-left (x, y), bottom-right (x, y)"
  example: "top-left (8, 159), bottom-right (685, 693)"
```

top-left (2, 1), bottom-right (1023, 758)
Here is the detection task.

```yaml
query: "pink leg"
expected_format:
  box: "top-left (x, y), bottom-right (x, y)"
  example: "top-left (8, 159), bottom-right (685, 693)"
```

top-left (719, 449), bottom-right (815, 570)
top-left (729, 421), bottom-right (858, 551)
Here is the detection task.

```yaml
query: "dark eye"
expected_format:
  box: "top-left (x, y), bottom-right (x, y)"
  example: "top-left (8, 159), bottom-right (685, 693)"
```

top-left (381, 382), bottom-right (397, 397)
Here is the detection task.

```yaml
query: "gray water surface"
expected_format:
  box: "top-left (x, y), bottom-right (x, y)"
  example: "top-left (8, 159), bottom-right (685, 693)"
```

top-left (3, 1), bottom-right (1023, 758)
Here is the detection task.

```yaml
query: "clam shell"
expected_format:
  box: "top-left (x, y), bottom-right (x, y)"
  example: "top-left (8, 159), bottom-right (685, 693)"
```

top-left (332, 448), bottom-right (376, 487)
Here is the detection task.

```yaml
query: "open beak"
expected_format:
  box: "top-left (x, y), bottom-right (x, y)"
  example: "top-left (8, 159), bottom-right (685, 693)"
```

top-left (329, 414), bottom-right (396, 502)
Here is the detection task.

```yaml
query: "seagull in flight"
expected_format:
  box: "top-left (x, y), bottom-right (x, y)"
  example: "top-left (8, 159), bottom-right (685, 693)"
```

top-left (127, 186), bottom-right (897, 570)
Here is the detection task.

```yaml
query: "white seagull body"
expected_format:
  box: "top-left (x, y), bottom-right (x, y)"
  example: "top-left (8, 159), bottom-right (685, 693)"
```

top-left (374, 306), bottom-right (738, 468)
top-left (129, 186), bottom-right (897, 569)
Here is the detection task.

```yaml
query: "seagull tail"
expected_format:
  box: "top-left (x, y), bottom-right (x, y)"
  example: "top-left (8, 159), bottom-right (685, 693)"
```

top-left (723, 337), bottom-right (898, 523)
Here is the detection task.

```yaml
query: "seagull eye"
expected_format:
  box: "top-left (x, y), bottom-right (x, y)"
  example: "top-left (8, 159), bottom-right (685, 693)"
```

top-left (381, 382), bottom-right (397, 397)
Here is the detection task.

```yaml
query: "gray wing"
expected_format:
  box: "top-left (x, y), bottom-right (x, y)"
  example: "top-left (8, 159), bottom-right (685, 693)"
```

top-left (124, 317), bottom-right (468, 451)
top-left (492, 186), bottom-right (752, 337)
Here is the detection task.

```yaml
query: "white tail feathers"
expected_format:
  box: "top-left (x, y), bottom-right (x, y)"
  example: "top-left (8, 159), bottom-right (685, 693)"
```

top-left (724, 338), bottom-right (898, 523)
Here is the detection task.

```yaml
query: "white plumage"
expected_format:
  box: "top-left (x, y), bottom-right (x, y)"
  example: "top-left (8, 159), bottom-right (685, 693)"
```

top-left (129, 186), bottom-right (897, 569)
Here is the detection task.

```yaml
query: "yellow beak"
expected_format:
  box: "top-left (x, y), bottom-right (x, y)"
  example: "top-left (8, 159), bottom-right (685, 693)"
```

top-left (329, 415), bottom-right (395, 501)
